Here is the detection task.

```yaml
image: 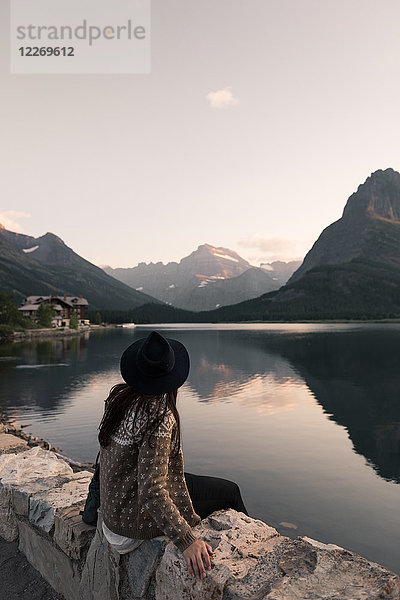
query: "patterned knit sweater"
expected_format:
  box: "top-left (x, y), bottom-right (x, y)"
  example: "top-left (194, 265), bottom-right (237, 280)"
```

top-left (99, 397), bottom-right (201, 553)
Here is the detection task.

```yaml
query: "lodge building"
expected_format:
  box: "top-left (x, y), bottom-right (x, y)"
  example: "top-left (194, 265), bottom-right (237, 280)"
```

top-left (18, 295), bottom-right (89, 327)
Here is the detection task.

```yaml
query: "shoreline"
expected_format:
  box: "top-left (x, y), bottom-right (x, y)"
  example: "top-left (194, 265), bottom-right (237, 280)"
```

top-left (0, 409), bottom-right (95, 472)
top-left (125, 318), bottom-right (400, 325)
top-left (1, 323), bottom-right (120, 344)
top-left (3, 319), bottom-right (400, 345)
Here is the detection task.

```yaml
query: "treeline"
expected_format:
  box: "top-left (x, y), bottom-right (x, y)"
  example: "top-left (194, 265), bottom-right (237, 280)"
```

top-left (0, 292), bottom-right (28, 337)
top-left (89, 300), bottom-right (400, 326)
top-left (88, 304), bottom-right (200, 325)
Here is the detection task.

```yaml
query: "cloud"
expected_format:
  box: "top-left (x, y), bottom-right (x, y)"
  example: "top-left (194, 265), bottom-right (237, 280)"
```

top-left (237, 235), bottom-right (313, 263)
top-left (0, 210), bottom-right (31, 233)
top-left (205, 86), bottom-right (238, 109)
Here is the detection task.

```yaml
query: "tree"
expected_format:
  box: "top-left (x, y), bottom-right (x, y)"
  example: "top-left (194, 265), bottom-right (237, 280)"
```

top-left (69, 311), bottom-right (79, 329)
top-left (0, 293), bottom-right (24, 326)
top-left (95, 312), bottom-right (102, 325)
top-left (37, 303), bottom-right (55, 328)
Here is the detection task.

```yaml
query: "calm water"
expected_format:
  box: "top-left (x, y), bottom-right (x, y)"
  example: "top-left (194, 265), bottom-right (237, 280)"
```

top-left (0, 323), bottom-right (399, 574)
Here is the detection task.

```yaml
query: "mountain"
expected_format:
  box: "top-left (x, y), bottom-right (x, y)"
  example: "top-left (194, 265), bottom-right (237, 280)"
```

top-left (198, 168), bottom-right (400, 320)
top-left (288, 167), bottom-right (400, 284)
top-left (103, 243), bottom-right (297, 311)
top-left (260, 260), bottom-right (302, 286)
top-left (0, 226), bottom-right (163, 311)
top-left (124, 168), bottom-right (400, 322)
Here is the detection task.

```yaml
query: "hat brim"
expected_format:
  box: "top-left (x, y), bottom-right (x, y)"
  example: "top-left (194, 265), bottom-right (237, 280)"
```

top-left (120, 337), bottom-right (190, 395)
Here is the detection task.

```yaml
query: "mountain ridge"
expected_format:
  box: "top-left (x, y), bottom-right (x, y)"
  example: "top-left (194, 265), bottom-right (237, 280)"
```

top-left (289, 167), bottom-right (400, 284)
top-left (103, 243), bottom-right (300, 311)
top-left (0, 227), bottom-right (163, 311)
top-left (214, 167), bottom-right (400, 319)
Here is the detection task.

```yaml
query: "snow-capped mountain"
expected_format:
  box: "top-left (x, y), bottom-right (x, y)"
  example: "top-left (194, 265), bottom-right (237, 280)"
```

top-left (104, 244), bottom-right (298, 311)
top-left (260, 260), bottom-right (302, 286)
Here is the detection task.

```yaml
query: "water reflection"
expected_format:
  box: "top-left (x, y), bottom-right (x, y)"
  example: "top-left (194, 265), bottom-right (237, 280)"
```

top-left (262, 329), bottom-right (400, 484)
top-left (0, 334), bottom-right (91, 411)
top-left (185, 326), bottom-right (400, 483)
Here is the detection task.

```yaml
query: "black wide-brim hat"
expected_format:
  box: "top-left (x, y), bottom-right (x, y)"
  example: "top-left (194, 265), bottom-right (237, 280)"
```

top-left (120, 330), bottom-right (190, 395)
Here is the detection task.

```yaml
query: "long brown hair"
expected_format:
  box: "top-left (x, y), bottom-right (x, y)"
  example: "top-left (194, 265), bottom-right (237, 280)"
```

top-left (97, 383), bottom-right (181, 457)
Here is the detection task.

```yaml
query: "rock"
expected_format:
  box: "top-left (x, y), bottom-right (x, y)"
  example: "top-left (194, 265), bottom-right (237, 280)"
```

top-left (155, 510), bottom-right (282, 600)
top-left (54, 504), bottom-right (96, 560)
top-left (0, 486), bottom-right (18, 541)
top-left (155, 509), bottom-right (400, 600)
top-left (18, 518), bottom-right (81, 600)
top-left (29, 470), bottom-right (93, 533)
top-left (79, 508), bottom-right (121, 600)
top-left (11, 473), bottom-right (75, 517)
top-left (0, 448), bottom-right (92, 540)
top-left (266, 537), bottom-right (400, 600)
top-left (127, 536), bottom-right (169, 598)
top-left (0, 433), bottom-right (28, 452)
top-left (301, 535), bottom-right (344, 551)
top-left (0, 446), bottom-right (73, 485)
top-left (11, 487), bottom-right (30, 517)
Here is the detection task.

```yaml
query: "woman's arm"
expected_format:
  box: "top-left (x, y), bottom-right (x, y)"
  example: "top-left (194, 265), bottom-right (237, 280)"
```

top-left (137, 409), bottom-right (198, 552)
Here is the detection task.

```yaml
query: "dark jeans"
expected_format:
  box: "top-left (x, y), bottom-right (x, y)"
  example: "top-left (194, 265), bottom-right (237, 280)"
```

top-left (184, 472), bottom-right (249, 520)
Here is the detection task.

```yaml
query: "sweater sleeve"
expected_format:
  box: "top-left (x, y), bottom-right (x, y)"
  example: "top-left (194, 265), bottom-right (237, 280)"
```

top-left (137, 409), bottom-right (199, 553)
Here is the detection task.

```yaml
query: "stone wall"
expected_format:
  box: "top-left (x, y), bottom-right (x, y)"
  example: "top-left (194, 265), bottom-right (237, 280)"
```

top-left (1, 428), bottom-right (399, 600)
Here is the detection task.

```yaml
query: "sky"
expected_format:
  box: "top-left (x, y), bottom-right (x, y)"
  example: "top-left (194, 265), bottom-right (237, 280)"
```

top-left (1, 0), bottom-right (400, 268)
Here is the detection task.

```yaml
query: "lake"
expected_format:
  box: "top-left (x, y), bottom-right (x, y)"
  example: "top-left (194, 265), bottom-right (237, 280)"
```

top-left (0, 323), bottom-right (399, 574)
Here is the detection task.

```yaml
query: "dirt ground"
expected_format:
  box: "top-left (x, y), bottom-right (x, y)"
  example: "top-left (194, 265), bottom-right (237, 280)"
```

top-left (0, 536), bottom-right (62, 600)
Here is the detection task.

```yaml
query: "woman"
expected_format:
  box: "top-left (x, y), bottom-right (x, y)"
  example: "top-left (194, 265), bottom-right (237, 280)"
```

top-left (98, 330), bottom-right (249, 581)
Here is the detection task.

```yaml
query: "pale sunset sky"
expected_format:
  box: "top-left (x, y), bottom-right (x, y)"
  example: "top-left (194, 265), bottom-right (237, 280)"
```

top-left (1, 0), bottom-right (400, 268)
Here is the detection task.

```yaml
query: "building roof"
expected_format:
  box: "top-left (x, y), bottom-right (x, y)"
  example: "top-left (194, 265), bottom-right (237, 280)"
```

top-left (68, 296), bottom-right (89, 306)
top-left (18, 304), bottom-right (39, 311)
top-left (21, 295), bottom-right (88, 307)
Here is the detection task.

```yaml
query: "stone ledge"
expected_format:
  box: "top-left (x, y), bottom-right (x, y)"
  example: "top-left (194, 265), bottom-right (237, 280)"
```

top-left (54, 505), bottom-right (96, 560)
top-left (155, 510), bottom-right (400, 600)
top-left (0, 439), bottom-right (399, 600)
top-left (0, 444), bottom-right (74, 484)
top-left (18, 518), bottom-right (81, 599)
top-left (29, 470), bottom-right (93, 533)
top-left (0, 445), bottom-right (94, 553)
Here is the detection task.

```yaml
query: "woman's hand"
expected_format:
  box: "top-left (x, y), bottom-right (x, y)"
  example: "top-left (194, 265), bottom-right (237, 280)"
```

top-left (183, 539), bottom-right (214, 580)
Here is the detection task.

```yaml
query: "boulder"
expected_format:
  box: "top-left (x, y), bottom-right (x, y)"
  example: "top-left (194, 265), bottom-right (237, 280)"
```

top-left (155, 510), bottom-right (281, 600)
top-left (154, 510), bottom-right (400, 600)
top-left (127, 536), bottom-right (169, 598)
top-left (29, 470), bottom-right (93, 533)
top-left (0, 445), bottom-right (74, 542)
top-left (0, 445), bottom-right (73, 485)
top-left (11, 473), bottom-right (77, 518)
top-left (79, 507), bottom-right (122, 600)
top-left (54, 504), bottom-right (96, 560)
top-left (0, 446), bottom-right (91, 535)
top-left (0, 433), bottom-right (28, 452)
